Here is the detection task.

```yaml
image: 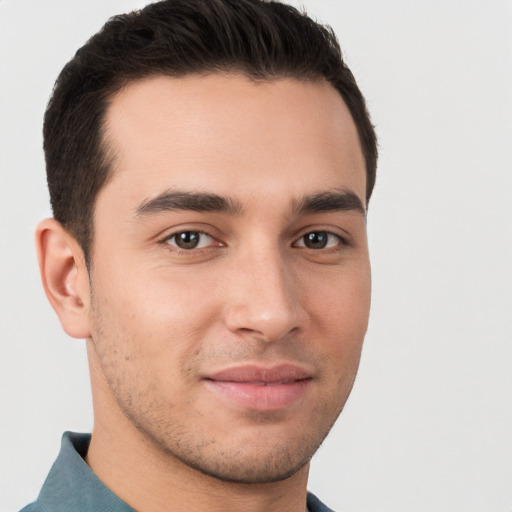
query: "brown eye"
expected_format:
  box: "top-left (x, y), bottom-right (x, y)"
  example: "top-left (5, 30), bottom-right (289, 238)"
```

top-left (175, 231), bottom-right (200, 249)
top-left (295, 231), bottom-right (342, 250)
top-left (303, 232), bottom-right (328, 249)
top-left (167, 231), bottom-right (213, 250)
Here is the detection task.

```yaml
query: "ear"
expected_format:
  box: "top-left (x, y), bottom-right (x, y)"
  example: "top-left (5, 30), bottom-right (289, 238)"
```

top-left (35, 218), bottom-right (92, 339)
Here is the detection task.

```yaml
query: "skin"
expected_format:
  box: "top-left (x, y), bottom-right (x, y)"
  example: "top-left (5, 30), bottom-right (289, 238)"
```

top-left (37, 74), bottom-right (371, 512)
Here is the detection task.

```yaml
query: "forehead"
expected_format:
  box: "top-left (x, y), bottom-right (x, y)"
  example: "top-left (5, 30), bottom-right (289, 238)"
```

top-left (100, 74), bottom-right (366, 209)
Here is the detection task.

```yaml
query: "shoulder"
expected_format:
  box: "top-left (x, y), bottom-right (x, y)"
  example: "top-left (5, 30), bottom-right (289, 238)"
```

top-left (307, 491), bottom-right (336, 512)
top-left (18, 503), bottom-right (45, 512)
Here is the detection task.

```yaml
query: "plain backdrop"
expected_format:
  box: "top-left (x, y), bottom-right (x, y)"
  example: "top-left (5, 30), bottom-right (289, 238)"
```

top-left (1, 1), bottom-right (511, 511)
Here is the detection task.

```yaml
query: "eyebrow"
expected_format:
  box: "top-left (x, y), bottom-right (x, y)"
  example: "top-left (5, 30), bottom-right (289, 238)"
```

top-left (134, 188), bottom-right (365, 219)
top-left (135, 190), bottom-right (243, 217)
top-left (293, 189), bottom-right (366, 216)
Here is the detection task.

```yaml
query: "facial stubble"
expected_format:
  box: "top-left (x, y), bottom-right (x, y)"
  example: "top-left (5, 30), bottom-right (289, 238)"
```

top-left (88, 287), bottom-right (360, 485)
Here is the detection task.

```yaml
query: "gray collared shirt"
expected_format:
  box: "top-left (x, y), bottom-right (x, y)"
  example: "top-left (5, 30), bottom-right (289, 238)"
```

top-left (20, 432), bottom-right (335, 512)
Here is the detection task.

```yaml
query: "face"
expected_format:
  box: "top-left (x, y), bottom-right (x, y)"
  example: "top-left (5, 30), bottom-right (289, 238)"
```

top-left (87, 74), bottom-right (370, 483)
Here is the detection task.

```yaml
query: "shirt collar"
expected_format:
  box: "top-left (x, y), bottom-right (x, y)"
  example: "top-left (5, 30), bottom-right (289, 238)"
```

top-left (37, 431), bottom-right (332, 512)
top-left (37, 431), bottom-right (135, 512)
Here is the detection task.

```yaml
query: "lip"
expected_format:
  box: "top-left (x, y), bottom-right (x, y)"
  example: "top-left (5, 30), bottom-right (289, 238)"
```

top-left (203, 364), bottom-right (313, 411)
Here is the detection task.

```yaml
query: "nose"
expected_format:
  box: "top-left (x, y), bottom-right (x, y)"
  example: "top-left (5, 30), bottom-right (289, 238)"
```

top-left (221, 246), bottom-right (309, 342)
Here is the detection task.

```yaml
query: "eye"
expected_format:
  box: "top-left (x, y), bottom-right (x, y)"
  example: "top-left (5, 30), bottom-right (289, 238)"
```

top-left (165, 231), bottom-right (215, 250)
top-left (294, 231), bottom-right (343, 250)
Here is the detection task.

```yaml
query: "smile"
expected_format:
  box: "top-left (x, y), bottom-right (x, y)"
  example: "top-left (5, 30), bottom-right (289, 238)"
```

top-left (203, 364), bottom-right (313, 411)
top-left (248, 380), bottom-right (296, 386)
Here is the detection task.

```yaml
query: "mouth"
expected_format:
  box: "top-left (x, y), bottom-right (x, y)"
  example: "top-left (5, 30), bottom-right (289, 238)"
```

top-left (203, 364), bottom-right (313, 411)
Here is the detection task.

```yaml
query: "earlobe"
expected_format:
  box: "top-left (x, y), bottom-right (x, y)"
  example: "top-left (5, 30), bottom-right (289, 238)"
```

top-left (35, 218), bottom-right (92, 339)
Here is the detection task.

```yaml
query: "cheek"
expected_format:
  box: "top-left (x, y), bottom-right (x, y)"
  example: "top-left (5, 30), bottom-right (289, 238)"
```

top-left (88, 271), bottom-right (213, 410)
top-left (90, 260), bottom-right (222, 363)
top-left (307, 262), bottom-right (371, 333)
top-left (304, 263), bottom-right (370, 382)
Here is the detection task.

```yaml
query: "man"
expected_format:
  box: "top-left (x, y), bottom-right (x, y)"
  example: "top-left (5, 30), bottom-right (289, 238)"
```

top-left (22, 0), bottom-right (377, 510)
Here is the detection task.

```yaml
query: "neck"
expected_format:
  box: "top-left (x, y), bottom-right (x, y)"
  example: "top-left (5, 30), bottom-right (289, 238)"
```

top-left (86, 343), bottom-right (310, 512)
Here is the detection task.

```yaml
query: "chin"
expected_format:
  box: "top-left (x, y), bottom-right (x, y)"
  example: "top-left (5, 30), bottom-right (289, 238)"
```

top-left (172, 442), bottom-right (313, 484)
top-left (143, 416), bottom-right (334, 485)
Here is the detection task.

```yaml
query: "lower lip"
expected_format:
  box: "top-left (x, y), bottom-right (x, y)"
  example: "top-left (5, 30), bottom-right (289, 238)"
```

top-left (204, 379), bottom-right (311, 411)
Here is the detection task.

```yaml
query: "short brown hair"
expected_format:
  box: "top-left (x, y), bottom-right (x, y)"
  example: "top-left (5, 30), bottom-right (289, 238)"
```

top-left (44, 0), bottom-right (378, 263)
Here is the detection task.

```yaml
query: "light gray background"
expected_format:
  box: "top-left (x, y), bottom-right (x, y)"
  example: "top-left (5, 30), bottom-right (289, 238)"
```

top-left (1, 1), bottom-right (511, 511)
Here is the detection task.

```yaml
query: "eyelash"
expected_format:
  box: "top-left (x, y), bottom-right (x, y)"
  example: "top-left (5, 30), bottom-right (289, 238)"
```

top-left (293, 231), bottom-right (347, 251)
top-left (161, 229), bottom-right (348, 254)
top-left (163, 230), bottom-right (221, 252)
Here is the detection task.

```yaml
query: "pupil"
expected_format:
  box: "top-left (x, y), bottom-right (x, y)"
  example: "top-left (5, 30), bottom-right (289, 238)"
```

top-left (176, 231), bottom-right (200, 249)
top-left (305, 232), bottom-right (328, 249)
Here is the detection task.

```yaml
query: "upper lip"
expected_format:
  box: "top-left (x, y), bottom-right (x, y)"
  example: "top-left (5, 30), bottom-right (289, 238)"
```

top-left (205, 363), bottom-right (313, 384)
